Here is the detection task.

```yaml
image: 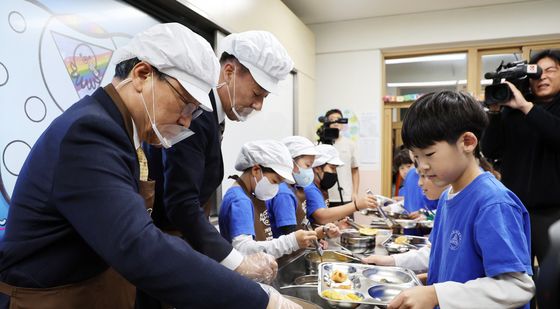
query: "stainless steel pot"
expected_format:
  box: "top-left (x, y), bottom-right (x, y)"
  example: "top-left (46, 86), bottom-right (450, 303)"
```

top-left (304, 250), bottom-right (352, 274)
top-left (340, 231), bottom-right (375, 254)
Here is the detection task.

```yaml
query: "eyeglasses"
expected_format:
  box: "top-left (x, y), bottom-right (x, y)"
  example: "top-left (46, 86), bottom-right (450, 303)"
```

top-left (162, 76), bottom-right (203, 120)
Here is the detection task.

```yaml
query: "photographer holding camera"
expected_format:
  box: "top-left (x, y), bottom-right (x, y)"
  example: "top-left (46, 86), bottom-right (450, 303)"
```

top-left (481, 49), bottom-right (560, 268)
top-left (316, 109), bottom-right (360, 207)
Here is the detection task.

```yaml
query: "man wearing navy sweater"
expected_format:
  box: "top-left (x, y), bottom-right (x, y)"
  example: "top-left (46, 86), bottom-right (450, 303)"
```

top-left (0, 23), bottom-right (298, 309)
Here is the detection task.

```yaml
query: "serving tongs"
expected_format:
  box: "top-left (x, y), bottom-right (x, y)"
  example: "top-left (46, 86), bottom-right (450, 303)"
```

top-left (305, 222), bottom-right (323, 257)
top-left (345, 217), bottom-right (365, 230)
top-left (332, 241), bottom-right (366, 263)
top-left (367, 190), bottom-right (396, 228)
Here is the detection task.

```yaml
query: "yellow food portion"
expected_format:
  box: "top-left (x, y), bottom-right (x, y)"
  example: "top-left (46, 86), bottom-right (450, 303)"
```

top-left (358, 227), bottom-right (378, 236)
top-left (346, 293), bottom-right (363, 301)
top-left (331, 270), bottom-right (348, 283)
top-left (322, 290), bottom-right (363, 301)
top-left (395, 236), bottom-right (410, 244)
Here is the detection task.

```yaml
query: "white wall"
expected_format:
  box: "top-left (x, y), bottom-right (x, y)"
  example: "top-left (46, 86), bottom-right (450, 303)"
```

top-left (316, 50), bottom-right (383, 194)
top-left (177, 0), bottom-right (317, 139)
top-left (310, 0), bottom-right (560, 195)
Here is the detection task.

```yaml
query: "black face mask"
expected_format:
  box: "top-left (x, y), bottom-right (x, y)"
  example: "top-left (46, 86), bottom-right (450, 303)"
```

top-left (320, 172), bottom-right (338, 190)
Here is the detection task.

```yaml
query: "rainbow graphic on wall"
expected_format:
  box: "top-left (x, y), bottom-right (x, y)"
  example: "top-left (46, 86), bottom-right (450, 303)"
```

top-left (51, 30), bottom-right (113, 98)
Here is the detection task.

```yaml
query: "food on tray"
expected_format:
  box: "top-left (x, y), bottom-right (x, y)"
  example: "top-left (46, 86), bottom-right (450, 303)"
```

top-left (379, 278), bottom-right (395, 284)
top-left (394, 236), bottom-right (410, 245)
top-left (358, 227), bottom-right (378, 236)
top-left (322, 290), bottom-right (363, 301)
top-left (345, 293), bottom-right (363, 301)
top-left (331, 270), bottom-right (348, 283)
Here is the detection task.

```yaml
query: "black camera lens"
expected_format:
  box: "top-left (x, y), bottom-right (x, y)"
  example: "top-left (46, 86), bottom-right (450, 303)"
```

top-left (484, 84), bottom-right (512, 105)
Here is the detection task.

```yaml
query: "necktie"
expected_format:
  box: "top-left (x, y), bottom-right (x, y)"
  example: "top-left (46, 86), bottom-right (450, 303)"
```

top-left (136, 147), bottom-right (149, 181)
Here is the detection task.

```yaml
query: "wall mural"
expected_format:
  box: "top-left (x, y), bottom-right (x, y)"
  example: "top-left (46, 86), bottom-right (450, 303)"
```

top-left (0, 0), bottom-right (158, 238)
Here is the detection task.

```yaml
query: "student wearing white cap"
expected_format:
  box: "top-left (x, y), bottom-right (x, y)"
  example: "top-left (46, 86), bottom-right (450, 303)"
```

top-left (219, 140), bottom-right (317, 259)
top-left (0, 23), bottom-right (291, 309)
top-left (266, 136), bottom-right (340, 239)
top-left (143, 30), bottom-right (293, 289)
top-left (304, 145), bottom-right (378, 225)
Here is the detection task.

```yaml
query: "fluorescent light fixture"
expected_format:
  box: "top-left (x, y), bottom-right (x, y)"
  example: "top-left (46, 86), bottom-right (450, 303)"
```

top-left (386, 54), bottom-right (466, 64)
top-left (387, 80), bottom-right (467, 88)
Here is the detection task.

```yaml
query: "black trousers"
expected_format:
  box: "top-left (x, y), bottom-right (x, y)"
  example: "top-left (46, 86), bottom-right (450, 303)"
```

top-left (530, 208), bottom-right (560, 263)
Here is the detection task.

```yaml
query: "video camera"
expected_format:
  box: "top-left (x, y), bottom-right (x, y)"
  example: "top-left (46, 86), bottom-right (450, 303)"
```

top-left (484, 60), bottom-right (542, 105)
top-left (316, 116), bottom-right (348, 144)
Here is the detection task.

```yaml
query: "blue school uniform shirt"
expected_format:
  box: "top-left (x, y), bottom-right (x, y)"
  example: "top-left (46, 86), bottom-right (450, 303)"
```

top-left (0, 196), bottom-right (8, 240)
top-left (266, 183), bottom-right (298, 238)
top-left (219, 186), bottom-right (255, 243)
top-left (428, 172), bottom-right (532, 309)
top-left (402, 168), bottom-right (424, 213)
top-left (303, 183), bottom-right (326, 224)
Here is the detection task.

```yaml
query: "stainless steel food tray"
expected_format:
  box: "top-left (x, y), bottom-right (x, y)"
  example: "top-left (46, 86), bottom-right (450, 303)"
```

top-left (317, 262), bottom-right (422, 308)
top-left (382, 234), bottom-right (430, 254)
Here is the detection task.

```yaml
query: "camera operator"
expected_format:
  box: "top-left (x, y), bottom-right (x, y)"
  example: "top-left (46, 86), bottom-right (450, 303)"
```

top-left (481, 49), bottom-right (560, 268)
top-left (321, 109), bottom-right (360, 207)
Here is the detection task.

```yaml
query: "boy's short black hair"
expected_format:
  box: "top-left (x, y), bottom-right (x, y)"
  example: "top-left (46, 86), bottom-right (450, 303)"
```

top-left (392, 148), bottom-right (414, 176)
top-left (530, 49), bottom-right (560, 66)
top-left (325, 109), bottom-right (343, 119)
top-left (401, 91), bottom-right (488, 149)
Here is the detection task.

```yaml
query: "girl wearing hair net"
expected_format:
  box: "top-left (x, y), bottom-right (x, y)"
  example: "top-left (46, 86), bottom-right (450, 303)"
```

top-left (304, 145), bottom-right (378, 225)
top-left (266, 136), bottom-right (341, 241)
top-left (218, 140), bottom-right (318, 258)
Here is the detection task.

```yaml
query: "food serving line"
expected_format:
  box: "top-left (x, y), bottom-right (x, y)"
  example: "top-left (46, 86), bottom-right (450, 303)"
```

top-left (273, 198), bottom-right (433, 308)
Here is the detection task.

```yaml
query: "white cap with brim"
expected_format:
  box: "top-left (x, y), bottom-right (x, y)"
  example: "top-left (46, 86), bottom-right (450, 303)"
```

top-left (112, 23), bottom-right (219, 112)
top-left (219, 31), bottom-right (294, 94)
top-left (312, 144), bottom-right (345, 168)
top-left (282, 136), bottom-right (319, 158)
top-left (235, 140), bottom-right (295, 184)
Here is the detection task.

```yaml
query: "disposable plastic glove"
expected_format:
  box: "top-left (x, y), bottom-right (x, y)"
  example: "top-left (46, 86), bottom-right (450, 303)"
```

top-left (260, 283), bottom-right (303, 309)
top-left (235, 252), bottom-right (278, 284)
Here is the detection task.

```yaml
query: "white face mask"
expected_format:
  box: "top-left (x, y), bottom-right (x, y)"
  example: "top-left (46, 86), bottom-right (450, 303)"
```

top-left (253, 169), bottom-right (279, 201)
top-left (138, 74), bottom-right (194, 148)
top-left (218, 68), bottom-right (255, 122)
top-left (292, 162), bottom-right (314, 187)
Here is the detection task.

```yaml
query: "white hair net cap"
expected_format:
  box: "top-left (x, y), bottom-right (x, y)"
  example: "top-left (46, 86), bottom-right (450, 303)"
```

top-left (112, 23), bottom-right (219, 112)
top-left (235, 140), bottom-right (295, 184)
top-left (312, 144), bottom-right (345, 168)
top-left (281, 136), bottom-right (319, 159)
top-left (218, 31), bottom-right (294, 93)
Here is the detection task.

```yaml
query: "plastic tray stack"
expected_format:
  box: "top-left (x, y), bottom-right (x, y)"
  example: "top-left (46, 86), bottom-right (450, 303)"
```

top-left (317, 262), bottom-right (422, 308)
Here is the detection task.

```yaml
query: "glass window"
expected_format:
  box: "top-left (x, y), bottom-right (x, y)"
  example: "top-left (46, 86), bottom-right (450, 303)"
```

top-left (385, 53), bottom-right (468, 98)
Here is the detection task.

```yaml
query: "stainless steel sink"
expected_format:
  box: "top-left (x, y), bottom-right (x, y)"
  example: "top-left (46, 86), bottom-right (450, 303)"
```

top-left (273, 249), bottom-right (309, 288)
top-left (273, 249), bottom-right (379, 309)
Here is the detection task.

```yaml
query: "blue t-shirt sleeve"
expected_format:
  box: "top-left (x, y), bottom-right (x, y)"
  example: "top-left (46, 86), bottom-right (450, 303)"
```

top-left (474, 202), bottom-right (532, 277)
top-left (304, 184), bottom-right (326, 219)
top-left (228, 196), bottom-right (256, 239)
top-left (271, 192), bottom-right (297, 228)
top-left (403, 169), bottom-right (424, 213)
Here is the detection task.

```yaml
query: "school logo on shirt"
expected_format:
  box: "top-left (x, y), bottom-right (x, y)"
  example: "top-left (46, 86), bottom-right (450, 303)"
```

top-left (449, 230), bottom-right (462, 250)
top-left (260, 210), bottom-right (270, 226)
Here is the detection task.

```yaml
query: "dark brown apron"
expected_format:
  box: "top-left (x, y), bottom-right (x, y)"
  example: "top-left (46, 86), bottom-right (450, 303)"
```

top-left (293, 186), bottom-right (307, 227)
top-left (0, 85), bottom-right (152, 308)
top-left (229, 176), bottom-right (273, 241)
top-left (0, 268), bottom-right (135, 309)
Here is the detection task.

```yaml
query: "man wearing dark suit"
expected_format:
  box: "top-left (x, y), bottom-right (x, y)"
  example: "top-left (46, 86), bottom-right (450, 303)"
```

top-left (0, 23), bottom-right (295, 309)
top-left (145, 31), bottom-right (294, 281)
